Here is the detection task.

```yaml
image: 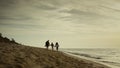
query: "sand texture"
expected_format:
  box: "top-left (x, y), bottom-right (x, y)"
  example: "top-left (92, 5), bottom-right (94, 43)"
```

top-left (0, 35), bottom-right (110, 68)
top-left (0, 42), bottom-right (111, 68)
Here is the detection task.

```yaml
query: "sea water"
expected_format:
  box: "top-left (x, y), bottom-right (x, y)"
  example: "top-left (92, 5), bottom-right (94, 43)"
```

top-left (61, 48), bottom-right (120, 68)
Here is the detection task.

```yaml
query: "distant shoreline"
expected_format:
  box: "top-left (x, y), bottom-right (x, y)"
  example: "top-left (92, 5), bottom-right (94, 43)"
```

top-left (61, 48), bottom-right (120, 68)
top-left (62, 51), bottom-right (111, 68)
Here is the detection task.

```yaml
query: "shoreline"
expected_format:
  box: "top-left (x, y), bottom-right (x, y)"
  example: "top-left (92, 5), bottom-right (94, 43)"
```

top-left (62, 51), bottom-right (111, 68)
top-left (60, 48), bottom-right (120, 68)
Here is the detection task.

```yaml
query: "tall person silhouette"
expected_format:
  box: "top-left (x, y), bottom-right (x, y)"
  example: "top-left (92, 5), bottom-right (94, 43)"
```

top-left (55, 42), bottom-right (59, 51)
top-left (45, 40), bottom-right (50, 49)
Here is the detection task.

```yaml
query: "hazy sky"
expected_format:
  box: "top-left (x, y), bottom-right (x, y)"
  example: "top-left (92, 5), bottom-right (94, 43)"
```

top-left (0, 0), bottom-right (120, 48)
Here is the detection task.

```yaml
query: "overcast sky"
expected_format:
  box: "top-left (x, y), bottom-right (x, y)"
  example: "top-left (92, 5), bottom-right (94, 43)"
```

top-left (0, 0), bottom-right (120, 48)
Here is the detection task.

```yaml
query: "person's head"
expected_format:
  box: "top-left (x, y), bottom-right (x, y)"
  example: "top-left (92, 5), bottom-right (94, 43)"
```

top-left (56, 42), bottom-right (58, 44)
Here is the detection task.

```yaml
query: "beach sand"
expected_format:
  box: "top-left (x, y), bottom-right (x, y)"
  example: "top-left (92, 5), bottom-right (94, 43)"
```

top-left (0, 42), bottom-right (111, 68)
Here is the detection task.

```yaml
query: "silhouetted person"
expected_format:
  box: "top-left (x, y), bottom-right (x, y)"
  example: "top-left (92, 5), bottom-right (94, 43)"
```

top-left (45, 40), bottom-right (50, 49)
top-left (51, 42), bottom-right (54, 50)
top-left (55, 42), bottom-right (59, 51)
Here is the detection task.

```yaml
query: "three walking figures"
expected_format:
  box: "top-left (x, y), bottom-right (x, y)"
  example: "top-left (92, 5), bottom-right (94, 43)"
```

top-left (45, 40), bottom-right (59, 51)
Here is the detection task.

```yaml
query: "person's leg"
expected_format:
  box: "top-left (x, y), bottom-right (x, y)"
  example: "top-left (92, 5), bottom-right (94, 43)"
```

top-left (52, 47), bottom-right (53, 50)
top-left (47, 46), bottom-right (48, 49)
top-left (57, 47), bottom-right (58, 51)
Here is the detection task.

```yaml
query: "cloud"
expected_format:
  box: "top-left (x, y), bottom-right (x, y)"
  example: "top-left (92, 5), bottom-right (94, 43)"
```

top-left (0, 15), bottom-right (31, 20)
top-left (59, 8), bottom-right (107, 18)
top-left (100, 5), bottom-right (120, 12)
top-left (34, 4), bottom-right (57, 10)
top-left (0, 0), bottom-right (120, 48)
top-left (32, 1), bottom-right (58, 11)
top-left (58, 9), bottom-right (105, 26)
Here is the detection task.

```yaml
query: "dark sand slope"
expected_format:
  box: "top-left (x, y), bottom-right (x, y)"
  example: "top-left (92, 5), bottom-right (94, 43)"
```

top-left (0, 36), bottom-right (110, 68)
top-left (0, 43), bottom-right (110, 68)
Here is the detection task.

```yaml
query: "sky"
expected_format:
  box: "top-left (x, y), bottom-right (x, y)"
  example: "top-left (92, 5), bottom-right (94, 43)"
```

top-left (0, 0), bottom-right (120, 48)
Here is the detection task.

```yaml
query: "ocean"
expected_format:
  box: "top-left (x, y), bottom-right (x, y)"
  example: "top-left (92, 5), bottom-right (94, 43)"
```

top-left (61, 48), bottom-right (120, 68)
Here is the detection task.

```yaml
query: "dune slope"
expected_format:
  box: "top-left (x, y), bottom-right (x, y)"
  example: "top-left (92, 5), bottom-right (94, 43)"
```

top-left (0, 34), bottom-right (110, 68)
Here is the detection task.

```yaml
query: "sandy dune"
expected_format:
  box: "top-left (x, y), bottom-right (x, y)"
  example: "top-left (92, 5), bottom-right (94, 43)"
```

top-left (0, 42), bottom-right (111, 68)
